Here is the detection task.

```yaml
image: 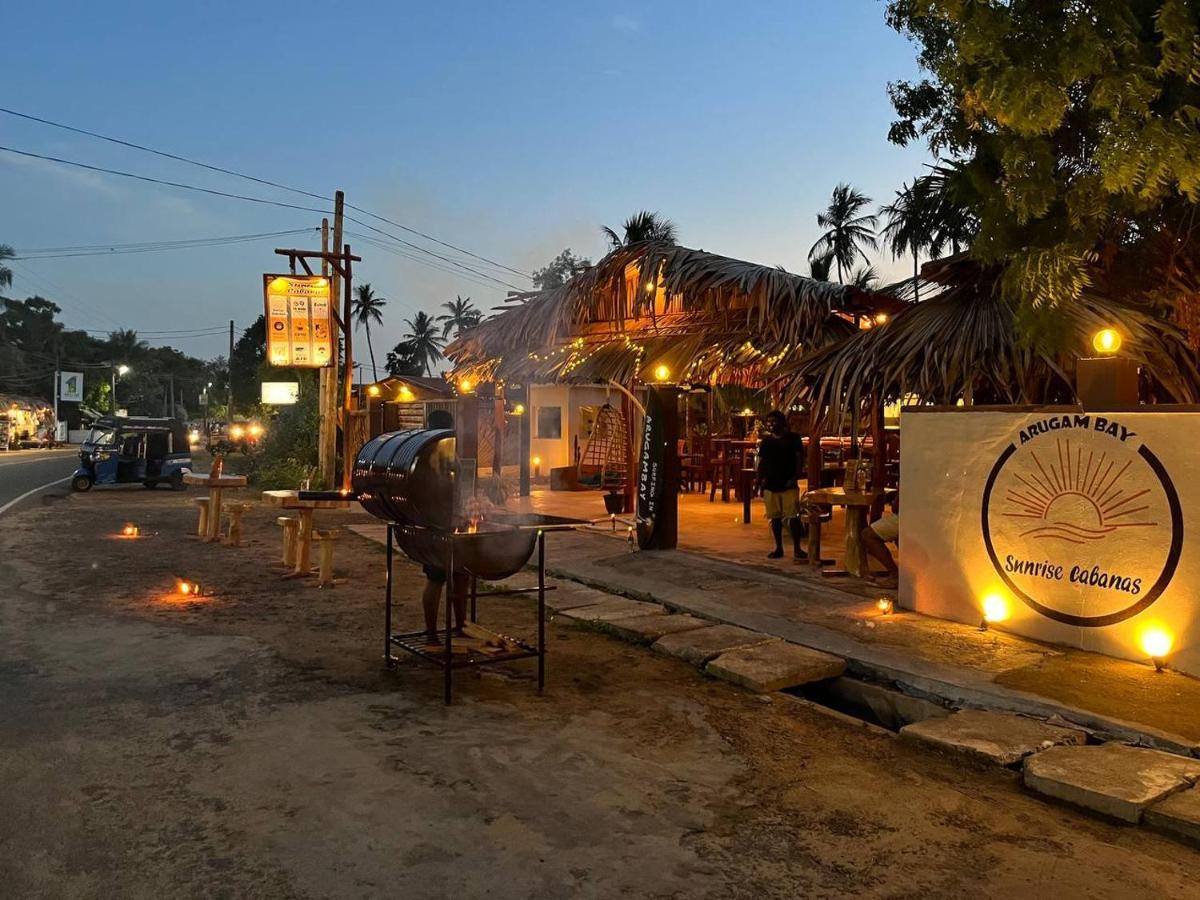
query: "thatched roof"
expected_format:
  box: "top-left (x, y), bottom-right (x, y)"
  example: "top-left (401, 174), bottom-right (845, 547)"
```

top-left (780, 258), bottom-right (1200, 418)
top-left (447, 241), bottom-right (894, 385)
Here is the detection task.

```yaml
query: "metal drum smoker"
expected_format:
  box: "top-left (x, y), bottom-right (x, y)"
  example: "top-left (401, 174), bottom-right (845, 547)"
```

top-left (304, 427), bottom-right (585, 703)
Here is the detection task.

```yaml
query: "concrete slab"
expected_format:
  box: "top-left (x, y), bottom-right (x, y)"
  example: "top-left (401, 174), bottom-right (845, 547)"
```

top-left (1023, 743), bottom-right (1200, 823)
top-left (653, 624), bottom-right (776, 667)
top-left (1144, 785), bottom-right (1200, 846)
top-left (814, 678), bottom-right (951, 732)
top-left (600, 613), bottom-right (711, 645)
top-left (544, 587), bottom-right (623, 612)
top-left (900, 710), bottom-right (1086, 767)
top-left (706, 642), bottom-right (845, 693)
top-left (555, 597), bottom-right (664, 625)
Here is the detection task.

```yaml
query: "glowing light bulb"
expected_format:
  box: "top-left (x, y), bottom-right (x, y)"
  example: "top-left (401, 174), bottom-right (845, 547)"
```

top-left (1140, 627), bottom-right (1173, 670)
top-left (982, 593), bottom-right (1008, 626)
top-left (1092, 328), bottom-right (1122, 355)
top-left (876, 597), bottom-right (894, 615)
top-left (653, 364), bottom-right (670, 382)
top-left (512, 403), bottom-right (526, 415)
top-left (367, 384), bottom-right (381, 397)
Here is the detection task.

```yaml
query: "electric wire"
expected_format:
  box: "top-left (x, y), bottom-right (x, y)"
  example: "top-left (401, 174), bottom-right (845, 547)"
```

top-left (0, 106), bottom-right (533, 281)
top-left (15, 228), bottom-right (319, 259)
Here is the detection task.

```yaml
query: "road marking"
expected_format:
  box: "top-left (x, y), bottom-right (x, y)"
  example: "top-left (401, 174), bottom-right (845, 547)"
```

top-left (0, 475), bottom-right (73, 517)
top-left (0, 454), bottom-right (76, 469)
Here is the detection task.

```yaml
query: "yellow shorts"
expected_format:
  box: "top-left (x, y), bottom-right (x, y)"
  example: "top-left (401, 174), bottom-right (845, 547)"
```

top-left (870, 512), bottom-right (899, 543)
top-left (763, 487), bottom-right (801, 520)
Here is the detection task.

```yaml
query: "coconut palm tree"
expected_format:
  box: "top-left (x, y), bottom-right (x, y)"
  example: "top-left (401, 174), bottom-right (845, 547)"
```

top-left (0, 244), bottom-right (14, 290)
top-left (880, 181), bottom-right (934, 302)
top-left (352, 283), bottom-right (388, 381)
top-left (402, 311), bottom-right (446, 376)
top-left (105, 328), bottom-right (148, 360)
top-left (437, 295), bottom-right (481, 339)
top-left (602, 211), bottom-right (678, 249)
top-left (808, 183), bottom-right (878, 284)
top-left (851, 265), bottom-right (880, 290)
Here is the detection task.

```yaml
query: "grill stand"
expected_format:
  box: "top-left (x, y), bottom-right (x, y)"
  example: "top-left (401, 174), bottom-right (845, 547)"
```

top-left (383, 525), bottom-right (549, 705)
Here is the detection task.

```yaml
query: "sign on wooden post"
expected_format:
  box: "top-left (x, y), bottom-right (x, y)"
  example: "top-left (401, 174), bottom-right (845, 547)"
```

top-left (263, 274), bottom-right (334, 368)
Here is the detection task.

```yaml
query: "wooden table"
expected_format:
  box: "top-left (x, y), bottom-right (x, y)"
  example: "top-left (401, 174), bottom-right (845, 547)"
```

top-left (262, 490), bottom-right (350, 577)
top-left (803, 487), bottom-right (894, 578)
top-left (183, 472), bottom-right (249, 542)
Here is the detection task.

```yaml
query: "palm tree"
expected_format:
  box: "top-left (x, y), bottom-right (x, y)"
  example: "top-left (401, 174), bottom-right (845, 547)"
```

top-left (0, 244), bottom-right (14, 290)
top-left (602, 211), bottom-right (678, 249)
top-left (851, 265), bottom-right (880, 290)
top-left (880, 181), bottom-right (933, 302)
top-left (808, 251), bottom-right (835, 281)
top-left (437, 295), bottom-right (481, 339)
top-left (105, 328), bottom-right (148, 360)
top-left (808, 183), bottom-right (878, 284)
top-left (352, 283), bottom-right (388, 381)
top-left (402, 311), bottom-right (446, 376)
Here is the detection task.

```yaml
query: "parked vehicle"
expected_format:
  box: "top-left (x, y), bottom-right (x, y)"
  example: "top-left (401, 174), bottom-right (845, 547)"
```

top-left (71, 416), bottom-right (192, 492)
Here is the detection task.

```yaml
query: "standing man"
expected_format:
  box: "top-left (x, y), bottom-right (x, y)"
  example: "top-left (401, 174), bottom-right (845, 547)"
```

top-left (757, 410), bottom-right (807, 560)
top-left (420, 408), bottom-right (468, 644)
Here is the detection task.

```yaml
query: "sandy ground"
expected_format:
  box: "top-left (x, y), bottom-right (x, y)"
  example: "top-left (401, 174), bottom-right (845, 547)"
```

top-left (1, 485), bottom-right (1198, 899)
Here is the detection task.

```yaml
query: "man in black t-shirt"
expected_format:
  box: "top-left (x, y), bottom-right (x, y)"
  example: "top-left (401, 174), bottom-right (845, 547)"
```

top-left (756, 410), bottom-right (808, 560)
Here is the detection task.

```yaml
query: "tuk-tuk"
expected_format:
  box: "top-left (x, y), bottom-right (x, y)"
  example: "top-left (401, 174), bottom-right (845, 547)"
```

top-left (72, 416), bottom-right (192, 492)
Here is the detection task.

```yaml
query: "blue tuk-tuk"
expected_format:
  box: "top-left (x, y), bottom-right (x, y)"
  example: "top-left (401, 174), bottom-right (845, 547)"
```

top-left (72, 416), bottom-right (192, 492)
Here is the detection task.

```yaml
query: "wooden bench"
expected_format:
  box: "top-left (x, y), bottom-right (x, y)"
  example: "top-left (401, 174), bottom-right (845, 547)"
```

top-left (314, 528), bottom-right (340, 588)
top-left (192, 497), bottom-right (211, 538)
top-left (222, 502), bottom-right (253, 547)
top-left (275, 516), bottom-right (299, 568)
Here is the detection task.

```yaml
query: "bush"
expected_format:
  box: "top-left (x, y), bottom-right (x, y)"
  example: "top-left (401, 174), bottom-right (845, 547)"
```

top-left (248, 375), bottom-right (323, 490)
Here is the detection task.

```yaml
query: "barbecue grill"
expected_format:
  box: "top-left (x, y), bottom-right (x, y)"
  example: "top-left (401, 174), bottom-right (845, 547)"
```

top-left (302, 427), bottom-right (586, 703)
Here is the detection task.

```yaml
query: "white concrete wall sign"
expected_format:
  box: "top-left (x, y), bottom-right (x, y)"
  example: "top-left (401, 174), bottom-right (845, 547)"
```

top-left (900, 407), bottom-right (1198, 674)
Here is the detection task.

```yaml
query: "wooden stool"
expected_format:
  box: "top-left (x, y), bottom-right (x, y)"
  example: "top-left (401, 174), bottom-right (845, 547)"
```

top-left (276, 516), bottom-right (299, 567)
top-left (314, 528), bottom-right (340, 587)
top-left (223, 502), bottom-right (252, 547)
top-left (192, 497), bottom-right (211, 538)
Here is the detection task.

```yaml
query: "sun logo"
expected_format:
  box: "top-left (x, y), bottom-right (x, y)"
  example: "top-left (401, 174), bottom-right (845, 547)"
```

top-left (1003, 438), bottom-right (1157, 544)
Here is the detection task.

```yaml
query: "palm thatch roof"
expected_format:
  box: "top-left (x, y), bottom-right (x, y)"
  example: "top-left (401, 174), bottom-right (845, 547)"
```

top-left (780, 257), bottom-right (1200, 420)
top-left (447, 241), bottom-right (893, 385)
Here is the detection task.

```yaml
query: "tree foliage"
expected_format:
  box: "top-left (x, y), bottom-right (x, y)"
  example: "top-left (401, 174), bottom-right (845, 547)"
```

top-left (385, 340), bottom-right (424, 377)
top-left (437, 295), bottom-right (482, 339)
top-left (886, 0), bottom-right (1200, 327)
top-left (808, 184), bottom-right (878, 284)
top-left (602, 211), bottom-right (678, 248)
top-left (402, 310), bottom-right (446, 376)
top-left (531, 248), bottom-right (591, 289)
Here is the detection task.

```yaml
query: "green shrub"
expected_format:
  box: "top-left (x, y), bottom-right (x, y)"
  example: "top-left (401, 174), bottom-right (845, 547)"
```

top-left (248, 375), bottom-right (323, 490)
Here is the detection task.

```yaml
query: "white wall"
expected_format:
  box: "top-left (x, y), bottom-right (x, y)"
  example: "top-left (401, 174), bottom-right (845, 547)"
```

top-left (529, 384), bottom-right (618, 473)
top-left (900, 407), bottom-right (1200, 674)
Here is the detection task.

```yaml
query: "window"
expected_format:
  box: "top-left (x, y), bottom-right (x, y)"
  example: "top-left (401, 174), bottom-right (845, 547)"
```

top-left (536, 406), bottom-right (562, 439)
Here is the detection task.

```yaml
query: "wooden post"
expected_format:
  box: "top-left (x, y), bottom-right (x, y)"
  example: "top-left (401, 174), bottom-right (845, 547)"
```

top-left (518, 385), bottom-right (531, 497)
top-left (341, 242), bottom-right (355, 491)
top-left (869, 393), bottom-right (887, 520)
top-left (492, 392), bottom-right (504, 477)
top-left (318, 215), bottom-right (337, 489)
top-left (806, 410), bottom-right (824, 567)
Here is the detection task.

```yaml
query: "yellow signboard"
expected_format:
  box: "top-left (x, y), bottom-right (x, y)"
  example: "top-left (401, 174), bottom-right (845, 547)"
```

top-left (263, 274), bottom-right (334, 368)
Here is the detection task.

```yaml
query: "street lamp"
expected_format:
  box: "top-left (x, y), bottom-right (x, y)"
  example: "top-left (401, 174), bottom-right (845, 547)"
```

top-left (111, 364), bottom-right (131, 414)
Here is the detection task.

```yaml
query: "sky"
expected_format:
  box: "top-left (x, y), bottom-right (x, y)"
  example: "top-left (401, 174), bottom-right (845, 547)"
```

top-left (1, 1), bottom-right (932, 365)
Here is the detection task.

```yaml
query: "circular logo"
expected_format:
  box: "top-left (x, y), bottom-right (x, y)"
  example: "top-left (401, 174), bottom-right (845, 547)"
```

top-left (981, 417), bottom-right (1182, 627)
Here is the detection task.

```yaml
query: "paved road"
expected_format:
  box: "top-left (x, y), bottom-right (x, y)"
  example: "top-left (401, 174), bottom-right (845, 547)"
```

top-left (0, 449), bottom-right (79, 516)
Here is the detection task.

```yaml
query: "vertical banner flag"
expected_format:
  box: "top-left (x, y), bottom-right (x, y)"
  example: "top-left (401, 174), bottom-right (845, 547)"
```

top-left (59, 371), bottom-right (84, 403)
top-left (263, 275), bottom-right (333, 368)
top-left (636, 388), bottom-right (666, 549)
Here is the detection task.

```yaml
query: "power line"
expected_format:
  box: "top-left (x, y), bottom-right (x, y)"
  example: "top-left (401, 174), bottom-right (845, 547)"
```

top-left (0, 143), bottom-right (520, 291)
top-left (0, 106), bottom-right (533, 281)
top-left (345, 230), bottom-right (516, 293)
top-left (0, 144), bottom-right (332, 215)
top-left (5, 259), bottom-right (121, 330)
top-left (344, 214), bottom-right (524, 290)
top-left (15, 227), bottom-right (319, 259)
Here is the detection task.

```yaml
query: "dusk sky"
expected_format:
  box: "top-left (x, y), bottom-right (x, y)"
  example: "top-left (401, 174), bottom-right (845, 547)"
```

top-left (2, 1), bottom-right (932, 363)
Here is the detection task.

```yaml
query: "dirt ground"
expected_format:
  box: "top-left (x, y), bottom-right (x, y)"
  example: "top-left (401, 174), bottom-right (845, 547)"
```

top-left (1, 485), bottom-right (1198, 899)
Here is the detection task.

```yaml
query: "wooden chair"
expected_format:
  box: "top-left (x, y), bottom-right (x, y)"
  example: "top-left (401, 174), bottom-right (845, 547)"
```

top-left (192, 497), bottom-right (211, 538)
top-left (275, 516), bottom-right (299, 568)
top-left (223, 502), bottom-right (252, 547)
top-left (315, 528), bottom-right (340, 587)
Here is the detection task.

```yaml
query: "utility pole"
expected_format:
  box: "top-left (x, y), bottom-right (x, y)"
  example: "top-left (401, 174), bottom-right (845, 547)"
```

top-left (169, 373), bottom-right (176, 419)
top-left (227, 319), bottom-right (234, 429)
top-left (318, 211), bottom-right (338, 488)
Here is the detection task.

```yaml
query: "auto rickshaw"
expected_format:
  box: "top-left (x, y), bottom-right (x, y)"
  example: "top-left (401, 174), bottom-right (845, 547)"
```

top-left (72, 416), bottom-right (192, 491)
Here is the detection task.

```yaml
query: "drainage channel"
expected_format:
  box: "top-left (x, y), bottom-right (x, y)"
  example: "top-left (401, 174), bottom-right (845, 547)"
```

top-left (785, 673), bottom-right (954, 733)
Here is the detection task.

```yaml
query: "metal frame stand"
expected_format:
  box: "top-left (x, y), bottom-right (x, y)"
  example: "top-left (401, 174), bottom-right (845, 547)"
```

top-left (382, 524), bottom-right (550, 705)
